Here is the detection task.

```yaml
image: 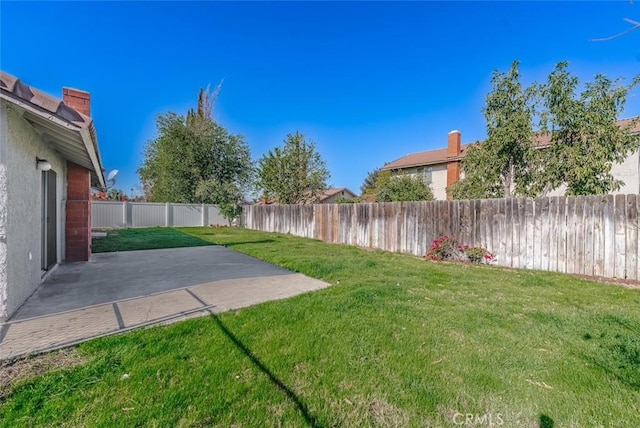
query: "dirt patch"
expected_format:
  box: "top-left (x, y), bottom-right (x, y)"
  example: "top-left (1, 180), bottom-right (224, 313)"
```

top-left (368, 397), bottom-right (409, 427)
top-left (570, 273), bottom-right (640, 289)
top-left (0, 348), bottom-right (86, 401)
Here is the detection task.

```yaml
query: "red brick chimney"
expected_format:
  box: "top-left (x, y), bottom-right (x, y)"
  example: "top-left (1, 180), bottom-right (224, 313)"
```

top-left (446, 130), bottom-right (462, 200)
top-left (447, 130), bottom-right (461, 158)
top-left (62, 86), bottom-right (93, 262)
top-left (63, 87), bottom-right (91, 117)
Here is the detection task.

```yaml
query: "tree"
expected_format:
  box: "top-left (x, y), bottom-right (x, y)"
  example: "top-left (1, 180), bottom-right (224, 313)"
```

top-left (450, 61), bottom-right (537, 200)
top-left (536, 62), bottom-right (640, 195)
top-left (138, 86), bottom-right (252, 223)
top-left (360, 168), bottom-right (381, 196)
top-left (107, 188), bottom-right (125, 201)
top-left (256, 132), bottom-right (330, 204)
top-left (374, 171), bottom-right (434, 202)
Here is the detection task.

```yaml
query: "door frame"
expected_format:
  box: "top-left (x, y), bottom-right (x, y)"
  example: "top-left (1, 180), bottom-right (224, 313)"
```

top-left (41, 169), bottom-right (57, 271)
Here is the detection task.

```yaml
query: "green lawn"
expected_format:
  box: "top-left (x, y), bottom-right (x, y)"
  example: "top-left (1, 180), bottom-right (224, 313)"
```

top-left (92, 227), bottom-right (212, 253)
top-left (2, 227), bottom-right (639, 427)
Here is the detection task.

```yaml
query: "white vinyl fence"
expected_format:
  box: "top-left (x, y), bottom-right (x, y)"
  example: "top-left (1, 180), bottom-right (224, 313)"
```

top-left (92, 201), bottom-right (227, 229)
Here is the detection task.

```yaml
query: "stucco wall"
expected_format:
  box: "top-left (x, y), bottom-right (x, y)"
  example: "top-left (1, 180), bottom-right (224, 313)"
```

top-left (1, 102), bottom-right (67, 321)
top-left (546, 149), bottom-right (640, 197)
top-left (612, 149), bottom-right (639, 194)
top-left (0, 103), bottom-right (8, 321)
top-left (400, 164), bottom-right (448, 200)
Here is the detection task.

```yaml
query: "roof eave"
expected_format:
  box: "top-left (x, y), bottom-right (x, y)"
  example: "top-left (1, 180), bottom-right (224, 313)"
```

top-left (79, 124), bottom-right (106, 189)
top-left (381, 156), bottom-right (463, 170)
top-left (1, 91), bottom-right (105, 188)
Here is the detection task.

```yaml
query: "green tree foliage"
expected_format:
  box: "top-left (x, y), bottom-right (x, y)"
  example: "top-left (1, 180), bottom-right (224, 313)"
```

top-left (451, 61), bottom-right (640, 199)
top-left (536, 62), bottom-right (640, 195)
top-left (374, 171), bottom-right (434, 202)
top-left (138, 87), bottom-right (252, 223)
top-left (450, 61), bottom-right (537, 200)
top-left (107, 188), bottom-right (125, 201)
top-left (256, 132), bottom-right (330, 204)
top-left (360, 168), bottom-right (381, 196)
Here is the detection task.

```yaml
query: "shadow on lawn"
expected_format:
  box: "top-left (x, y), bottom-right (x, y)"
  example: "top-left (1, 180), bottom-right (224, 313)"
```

top-left (220, 239), bottom-right (277, 247)
top-left (210, 313), bottom-right (324, 427)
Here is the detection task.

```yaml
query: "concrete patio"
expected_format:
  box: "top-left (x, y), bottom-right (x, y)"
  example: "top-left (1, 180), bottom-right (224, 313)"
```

top-left (0, 246), bottom-right (329, 360)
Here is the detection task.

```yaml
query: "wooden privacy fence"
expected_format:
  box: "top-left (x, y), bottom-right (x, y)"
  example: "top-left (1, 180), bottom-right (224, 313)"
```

top-left (242, 194), bottom-right (640, 281)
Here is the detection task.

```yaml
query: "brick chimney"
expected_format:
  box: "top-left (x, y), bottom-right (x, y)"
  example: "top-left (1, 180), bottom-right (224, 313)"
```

top-left (447, 130), bottom-right (461, 158)
top-left (446, 130), bottom-right (462, 200)
top-left (62, 87), bottom-right (91, 117)
top-left (62, 86), bottom-right (93, 262)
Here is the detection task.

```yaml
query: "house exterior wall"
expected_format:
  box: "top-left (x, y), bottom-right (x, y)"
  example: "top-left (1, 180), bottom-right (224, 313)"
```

top-left (545, 149), bottom-right (639, 197)
top-left (0, 102), bottom-right (8, 321)
top-left (395, 148), bottom-right (639, 200)
top-left (611, 149), bottom-right (639, 194)
top-left (395, 164), bottom-right (448, 200)
top-left (0, 102), bottom-right (67, 321)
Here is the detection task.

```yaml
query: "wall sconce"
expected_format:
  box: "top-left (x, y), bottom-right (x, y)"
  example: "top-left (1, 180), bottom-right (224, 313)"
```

top-left (36, 158), bottom-right (52, 171)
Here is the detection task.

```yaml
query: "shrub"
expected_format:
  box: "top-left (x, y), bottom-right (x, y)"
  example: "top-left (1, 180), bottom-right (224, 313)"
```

top-left (426, 235), bottom-right (494, 264)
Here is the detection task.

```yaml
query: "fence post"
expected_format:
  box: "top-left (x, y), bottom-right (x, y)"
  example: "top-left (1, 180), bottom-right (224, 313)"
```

top-left (165, 203), bottom-right (170, 227)
top-left (202, 204), bottom-right (207, 226)
top-left (122, 201), bottom-right (128, 228)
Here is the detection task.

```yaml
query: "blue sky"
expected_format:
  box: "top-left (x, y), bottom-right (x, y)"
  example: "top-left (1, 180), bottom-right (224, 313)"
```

top-left (2, 1), bottom-right (639, 197)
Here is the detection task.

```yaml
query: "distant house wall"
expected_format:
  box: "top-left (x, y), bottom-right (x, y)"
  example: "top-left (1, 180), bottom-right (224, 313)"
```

top-left (545, 149), bottom-right (640, 197)
top-left (614, 149), bottom-right (640, 195)
top-left (384, 126), bottom-right (639, 200)
top-left (1, 102), bottom-right (67, 321)
top-left (393, 164), bottom-right (448, 200)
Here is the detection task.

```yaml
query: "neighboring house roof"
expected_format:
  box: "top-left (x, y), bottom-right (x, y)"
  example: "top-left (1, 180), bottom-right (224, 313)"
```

top-left (318, 187), bottom-right (357, 202)
top-left (0, 71), bottom-right (105, 188)
top-left (382, 145), bottom-right (471, 170)
top-left (382, 118), bottom-right (640, 171)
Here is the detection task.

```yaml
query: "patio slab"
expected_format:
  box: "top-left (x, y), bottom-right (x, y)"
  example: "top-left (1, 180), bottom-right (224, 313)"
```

top-left (0, 246), bottom-right (330, 360)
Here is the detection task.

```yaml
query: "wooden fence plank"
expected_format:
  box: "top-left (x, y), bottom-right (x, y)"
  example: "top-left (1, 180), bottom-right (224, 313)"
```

top-left (637, 196), bottom-right (640, 281)
top-left (614, 194), bottom-right (627, 279)
top-left (603, 195), bottom-right (615, 278)
top-left (626, 194), bottom-right (638, 281)
top-left (548, 197), bottom-right (558, 272)
top-left (516, 198), bottom-right (526, 269)
top-left (505, 198), bottom-right (513, 268)
top-left (592, 196), bottom-right (605, 277)
top-left (460, 200), bottom-right (470, 245)
top-left (496, 199), bottom-right (507, 267)
top-left (583, 196), bottom-right (596, 277)
top-left (473, 199), bottom-right (482, 248)
top-left (565, 197), bottom-right (576, 274)
top-left (525, 198), bottom-right (535, 270)
top-left (576, 196), bottom-right (587, 275)
top-left (538, 197), bottom-right (550, 271)
top-left (557, 197), bottom-right (567, 273)
top-left (425, 201), bottom-right (434, 247)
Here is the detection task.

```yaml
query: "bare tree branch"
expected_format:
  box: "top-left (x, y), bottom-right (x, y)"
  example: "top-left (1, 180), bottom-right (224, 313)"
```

top-left (591, 17), bottom-right (640, 42)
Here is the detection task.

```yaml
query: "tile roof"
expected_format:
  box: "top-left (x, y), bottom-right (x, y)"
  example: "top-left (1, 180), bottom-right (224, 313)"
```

top-left (0, 71), bottom-right (105, 188)
top-left (382, 118), bottom-right (640, 170)
top-left (382, 145), bottom-right (470, 170)
top-left (0, 71), bottom-right (92, 127)
top-left (319, 187), bottom-right (357, 201)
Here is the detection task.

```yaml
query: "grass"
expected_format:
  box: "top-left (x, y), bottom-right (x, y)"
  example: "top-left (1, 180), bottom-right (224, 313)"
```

top-left (2, 226), bottom-right (639, 427)
top-left (91, 227), bottom-right (211, 253)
